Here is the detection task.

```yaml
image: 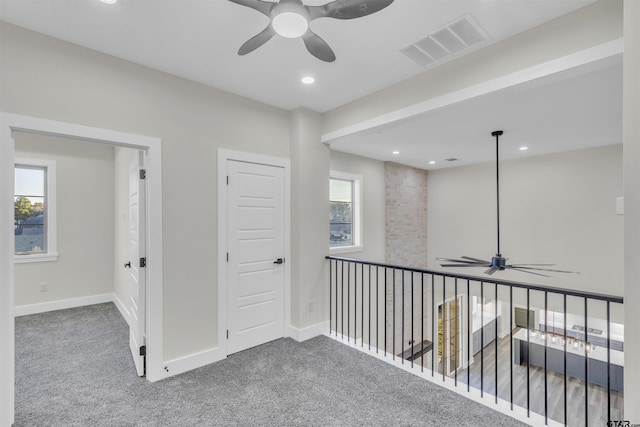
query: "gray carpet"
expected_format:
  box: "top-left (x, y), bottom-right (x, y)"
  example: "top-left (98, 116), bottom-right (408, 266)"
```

top-left (15, 303), bottom-right (527, 426)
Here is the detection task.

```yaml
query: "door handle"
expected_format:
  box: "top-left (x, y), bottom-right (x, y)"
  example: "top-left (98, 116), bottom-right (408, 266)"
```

top-left (273, 258), bottom-right (284, 265)
top-left (124, 261), bottom-right (131, 268)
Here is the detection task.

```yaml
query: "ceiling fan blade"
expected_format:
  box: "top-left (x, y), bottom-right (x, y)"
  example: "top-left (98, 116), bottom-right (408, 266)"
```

top-left (509, 266), bottom-right (580, 274)
top-left (461, 256), bottom-right (491, 264)
top-left (238, 25), bottom-right (276, 56)
top-left (436, 257), bottom-right (483, 264)
top-left (227, 0), bottom-right (273, 16)
top-left (485, 266), bottom-right (499, 275)
top-left (509, 264), bottom-right (557, 267)
top-left (301, 30), bottom-right (336, 62)
top-left (308, 0), bottom-right (394, 20)
top-left (440, 264), bottom-right (490, 268)
top-left (508, 267), bottom-right (553, 278)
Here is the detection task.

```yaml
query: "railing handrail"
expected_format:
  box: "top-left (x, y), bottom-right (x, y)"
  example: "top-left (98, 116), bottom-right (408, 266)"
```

top-left (326, 255), bottom-right (624, 304)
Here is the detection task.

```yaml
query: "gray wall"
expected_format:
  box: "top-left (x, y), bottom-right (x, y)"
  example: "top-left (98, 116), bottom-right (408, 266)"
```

top-left (1, 21), bottom-right (292, 362)
top-left (427, 144), bottom-right (624, 297)
top-left (290, 108), bottom-right (329, 329)
top-left (623, 0), bottom-right (640, 420)
top-left (14, 133), bottom-right (115, 306)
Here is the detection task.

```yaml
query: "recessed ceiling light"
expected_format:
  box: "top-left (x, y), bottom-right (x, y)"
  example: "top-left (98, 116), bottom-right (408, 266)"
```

top-left (301, 76), bottom-right (315, 85)
top-left (100, 0), bottom-right (117, 4)
top-left (429, 161), bottom-right (436, 165)
top-left (519, 146), bottom-right (529, 151)
top-left (392, 151), bottom-right (400, 155)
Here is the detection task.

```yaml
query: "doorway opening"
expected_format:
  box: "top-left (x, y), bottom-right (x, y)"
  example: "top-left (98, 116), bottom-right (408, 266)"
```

top-left (437, 296), bottom-right (463, 376)
top-left (0, 112), bottom-right (163, 426)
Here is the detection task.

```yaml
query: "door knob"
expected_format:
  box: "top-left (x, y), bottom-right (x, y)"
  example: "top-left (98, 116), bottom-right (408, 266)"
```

top-left (124, 261), bottom-right (131, 268)
top-left (273, 258), bottom-right (284, 265)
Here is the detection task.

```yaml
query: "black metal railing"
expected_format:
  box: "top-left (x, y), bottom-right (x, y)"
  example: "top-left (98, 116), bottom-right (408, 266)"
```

top-left (326, 256), bottom-right (624, 427)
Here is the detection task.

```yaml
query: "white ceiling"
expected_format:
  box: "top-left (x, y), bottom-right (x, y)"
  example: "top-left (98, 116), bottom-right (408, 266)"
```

top-left (0, 0), bottom-right (597, 113)
top-left (329, 56), bottom-right (623, 170)
top-left (1, 0), bottom-right (621, 169)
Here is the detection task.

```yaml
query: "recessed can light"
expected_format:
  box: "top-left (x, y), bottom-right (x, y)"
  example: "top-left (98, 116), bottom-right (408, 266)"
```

top-left (392, 151), bottom-right (400, 155)
top-left (301, 76), bottom-right (315, 85)
top-left (429, 161), bottom-right (436, 165)
top-left (100, 0), bottom-right (117, 4)
top-left (519, 146), bottom-right (529, 151)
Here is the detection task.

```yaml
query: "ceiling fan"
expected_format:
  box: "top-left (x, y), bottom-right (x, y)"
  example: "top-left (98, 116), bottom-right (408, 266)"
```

top-left (228, 0), bottom-right (395, 62)
top-left (436, 130), bottom-right (579, 278)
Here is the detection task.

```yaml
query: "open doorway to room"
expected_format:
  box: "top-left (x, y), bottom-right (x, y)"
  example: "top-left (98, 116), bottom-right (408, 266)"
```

top-left (12, 132), bottom-right (149, 373)
top-left (0, 113), bottom-right (163, 426)
top-left (437, 296), bottom-right (463, 376)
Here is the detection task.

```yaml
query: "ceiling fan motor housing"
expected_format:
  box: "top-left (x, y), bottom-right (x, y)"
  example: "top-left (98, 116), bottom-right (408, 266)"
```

top-left (491, 254), bottom-right (507, 269)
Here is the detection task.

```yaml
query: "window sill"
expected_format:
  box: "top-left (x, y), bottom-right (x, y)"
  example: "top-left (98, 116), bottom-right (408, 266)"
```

top-left (15, 252), bottom-right (59, 264)
top-left (330, 245), bottom-right (364, 255)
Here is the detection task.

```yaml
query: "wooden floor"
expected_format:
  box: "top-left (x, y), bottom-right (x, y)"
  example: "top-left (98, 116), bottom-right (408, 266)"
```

top-left (450, 329), bottom-right (624, 427)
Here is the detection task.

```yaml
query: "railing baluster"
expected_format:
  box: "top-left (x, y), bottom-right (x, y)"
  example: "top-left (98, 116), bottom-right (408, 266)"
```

top-left (421, 274), bottom-right (425, 373)
top-left (442, 275), bottom-right (446, 382)
top-left (526, 288), bottom-right (530, 418)
top-left (384, 267), bottom-right (387, 357)
top-left (563, 294), bottom-right (567, 427)
top-left (607, 300), bottom-right (611, 425)
top-left (481, 281), bottom-right (484, 397)
top-left (454, 278), bottom-right (458, 387)
top-left (467, 279), bottom-right (470, 393)
top-left (544, 291), bottom-right (548, 425)
top-left (494, 283), bottom-right (498, 404)
top-left (509, 285), bottom-right (513, 410)
top-left (432, 274), bottom-right (435, 377)
top-left (411, 272), bottom-right (415, 368)
top-left (341, 261), bottom-right (345, 340)
top-left (330, 259), bottom-right (333, 334)
top-left (584, 297), bottom-right (588, 427)
top-left (335, 260), bottom-right (338, 337)
top-left (393, 268), bottom-right (396, 360)
top-left (368, 265), bottom-right (371, 351)
top-left (354, 262), bottom-right (358, 344)
top-left (361, 263), bottom-right (364, 348)
top-left (347, 262), bottom-right (351, 343)
top-left (376, 267), bottom-right (379, 353)
top-left (401, 270), bottom-right (405, 364)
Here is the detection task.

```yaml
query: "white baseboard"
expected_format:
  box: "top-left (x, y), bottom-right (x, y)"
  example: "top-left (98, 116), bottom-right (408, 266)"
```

top-left (288, 320), bottom-right (330, 342)
top-left (163, 322), bottom-right (330, 380)
top-left (14, 293), bottom-right (113, 317)
top-left (162, 346), bottom-right (226, 378)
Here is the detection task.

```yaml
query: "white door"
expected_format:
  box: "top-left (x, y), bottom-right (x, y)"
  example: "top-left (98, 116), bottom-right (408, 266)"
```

top-left (226, 160), bottom-right (285, 355)
top-left (128, 152), bottom-right (146, 376)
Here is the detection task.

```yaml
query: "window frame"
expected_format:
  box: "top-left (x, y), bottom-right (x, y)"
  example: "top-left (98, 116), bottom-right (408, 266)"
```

top-left (14, 158), bottom-right (58, 263)
top-left (329, 170), bottom-right (363, 254)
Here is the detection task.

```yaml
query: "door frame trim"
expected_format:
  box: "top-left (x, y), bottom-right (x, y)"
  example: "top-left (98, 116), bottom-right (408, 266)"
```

top-left (217, 149), bottom-right (291, 357)
top-left (0, 112), bottom-right (164, 427)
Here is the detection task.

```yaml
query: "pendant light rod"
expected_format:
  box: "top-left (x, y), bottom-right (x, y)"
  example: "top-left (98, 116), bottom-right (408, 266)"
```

top-left (492, 130), bottom-right (503, 256)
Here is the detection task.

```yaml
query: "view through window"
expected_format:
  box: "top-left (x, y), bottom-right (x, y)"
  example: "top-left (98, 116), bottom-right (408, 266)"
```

top-left (330, 177), bottom-right (354, 247)
top-left (14, 165), bottom-right (46, 254)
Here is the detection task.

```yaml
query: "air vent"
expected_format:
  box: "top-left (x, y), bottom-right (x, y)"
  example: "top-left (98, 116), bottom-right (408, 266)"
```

top-left (445, 158), bottom-right (459, 162)
top-left (400, 15), bottom-right (487, 69)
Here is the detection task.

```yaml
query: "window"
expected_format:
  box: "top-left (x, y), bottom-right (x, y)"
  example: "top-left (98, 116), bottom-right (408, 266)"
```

top-left (14, 158), bottom-right (57, 263)
top-left (330, 171), bottom-right (362, 252)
